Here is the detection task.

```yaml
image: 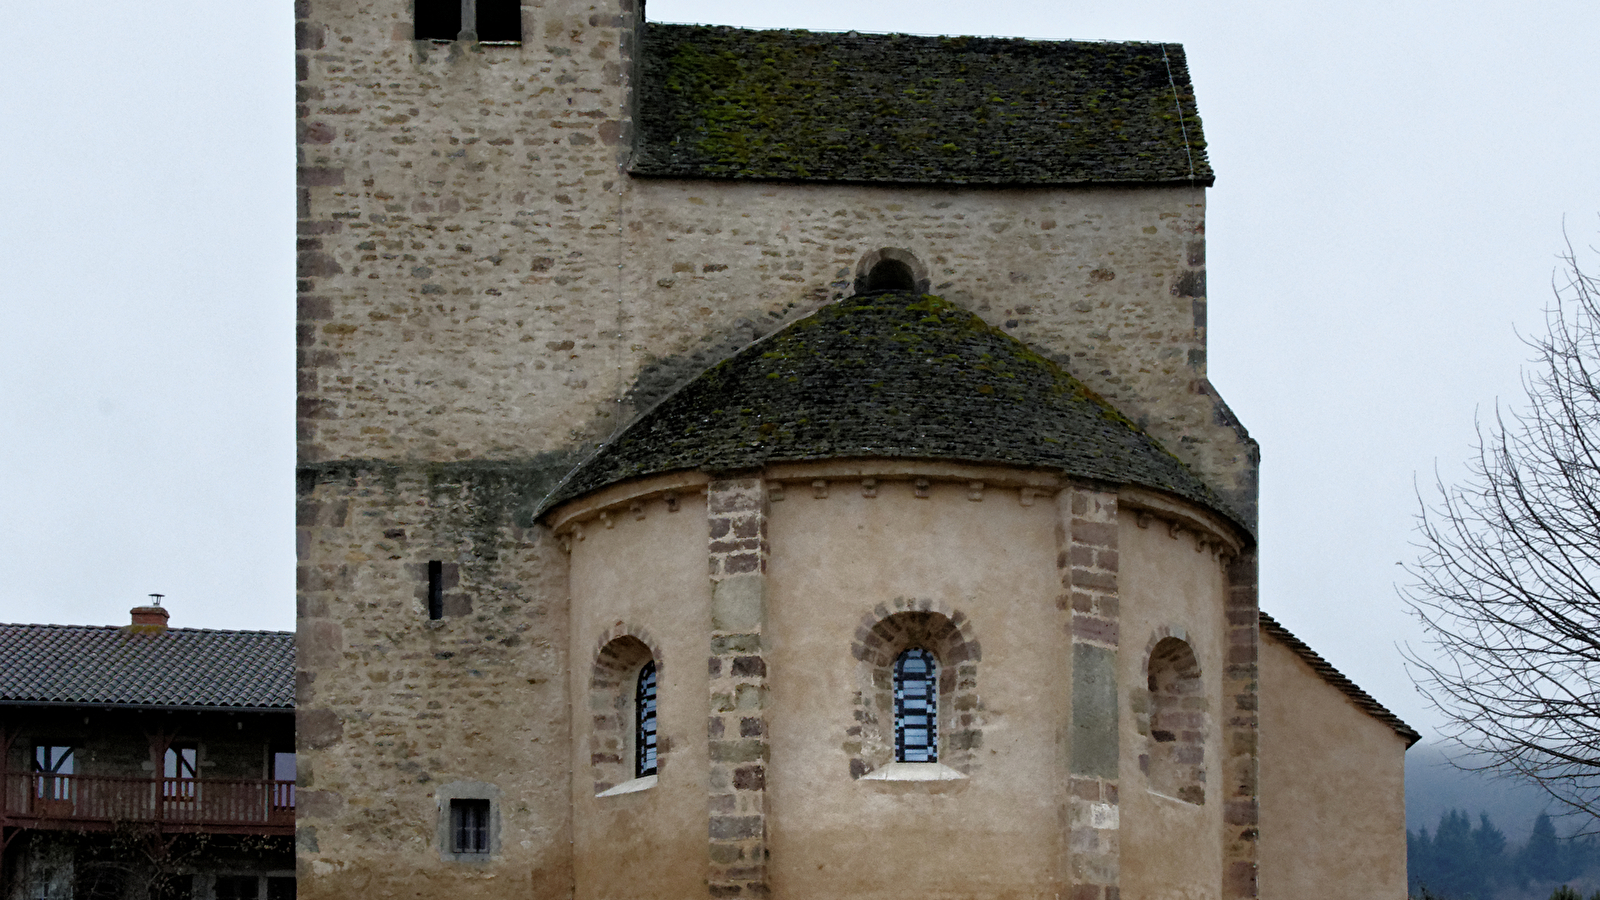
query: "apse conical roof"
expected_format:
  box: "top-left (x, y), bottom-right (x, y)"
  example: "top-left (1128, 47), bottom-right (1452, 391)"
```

top-left (544, 292), bottom-right (1238, 527)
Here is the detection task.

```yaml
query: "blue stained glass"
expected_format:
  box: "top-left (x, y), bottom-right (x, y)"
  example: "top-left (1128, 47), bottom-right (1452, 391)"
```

top-left (637, 661), bottom-right (658, 777)
top-left (894, 649), bottom-right (938, 763)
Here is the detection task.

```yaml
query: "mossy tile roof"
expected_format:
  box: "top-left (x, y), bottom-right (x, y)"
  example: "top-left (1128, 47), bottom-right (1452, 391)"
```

top-left (633, 24), bottom-right (1212, 186)
top-left (544, 291), bottom-right (1238, 528)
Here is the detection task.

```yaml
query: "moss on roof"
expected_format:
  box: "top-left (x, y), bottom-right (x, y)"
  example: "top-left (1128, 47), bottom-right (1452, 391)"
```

top-left (543, 292), bottom-right (1238, 526)
top-left (633, 24), bottom-right (1213, 186)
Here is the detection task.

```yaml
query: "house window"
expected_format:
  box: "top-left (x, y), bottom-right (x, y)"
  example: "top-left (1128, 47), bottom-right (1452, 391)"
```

top-left (450, 799), bottom-right (491, 854)
top-left (266, 876), bottom-right (296, 900)
top-left (636, 661), bottom-right (658, 777)
top-left (33, 745), bottom-right (74, 800)
top-left (165, 743), bottom-right (198, 799)
top-left (273, 751), bottom-right (297, 811)
top-left (894, 649), bottom-right (938, 763)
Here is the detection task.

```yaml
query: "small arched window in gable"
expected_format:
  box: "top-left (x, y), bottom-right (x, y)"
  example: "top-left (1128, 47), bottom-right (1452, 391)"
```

top-left (894, 648), bottom-right (939, 762)
top-left (636, 661), bottom-right (658, 777)
top-left (865, 258), bottom-right (917, 292)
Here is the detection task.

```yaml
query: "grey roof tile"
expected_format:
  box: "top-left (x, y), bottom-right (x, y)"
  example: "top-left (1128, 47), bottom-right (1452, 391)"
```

top-left (633, 24), bottom-right (1213, 186)
top-left (0, 623), bottom-right (294, 710)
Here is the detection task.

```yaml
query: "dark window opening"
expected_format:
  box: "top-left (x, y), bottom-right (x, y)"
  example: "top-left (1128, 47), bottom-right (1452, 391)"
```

top-left (894, 648), bottom-right (938, 763)
top-left (266, 876), bottom-right (297, 900)
top-left (273, 752), bottom-right (297, 810)
top-left (216, 876), bottom-right (260, 900)
top-left (477, 0), bottom-right (522, 43)
top-left (636, 661), bottom-right (658, 777)
top-left (865, 259), bottom-right (916, 293)
top-left (164, 743), bottom-right (198, 799)
top-left (450, 798), bottom-right (491, 854)
top-left (415, 0), bottom-right (461, 41)
top-left (427, 560), bottom-right (444, 620)
top-left (32, 745), bottom-right (74, 801)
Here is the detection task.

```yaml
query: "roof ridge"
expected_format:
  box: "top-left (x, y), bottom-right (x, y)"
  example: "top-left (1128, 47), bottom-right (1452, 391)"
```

top-left (1259, 611), bottom-right (1420, 748)
top-left (649, 21), bottom-right (1179, 47)
top-left (0, 622), bottom-right (293, 636)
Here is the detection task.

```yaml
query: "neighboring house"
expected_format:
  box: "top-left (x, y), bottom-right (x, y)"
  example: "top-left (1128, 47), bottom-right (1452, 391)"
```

top-left (293, 2), bottom-right (1418, 898)
top-left (0, 606), bottom-right (295, 900)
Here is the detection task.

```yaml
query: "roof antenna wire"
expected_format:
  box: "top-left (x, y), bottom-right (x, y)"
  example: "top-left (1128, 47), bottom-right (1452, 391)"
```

top-left (1160, 44), bottom-right (1197, 183)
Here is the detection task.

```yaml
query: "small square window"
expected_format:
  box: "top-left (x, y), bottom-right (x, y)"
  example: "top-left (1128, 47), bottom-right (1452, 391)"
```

top-left (450, 799), bottom-right (490, 854)
top-left (414, 0), bottom-right (460, 41)
top-left (476, 0), bottom-right (522, 43)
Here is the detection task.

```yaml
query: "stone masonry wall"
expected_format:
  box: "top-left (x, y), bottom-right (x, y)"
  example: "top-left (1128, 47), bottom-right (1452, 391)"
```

top-left (295, 464), bottom-right (571, 899)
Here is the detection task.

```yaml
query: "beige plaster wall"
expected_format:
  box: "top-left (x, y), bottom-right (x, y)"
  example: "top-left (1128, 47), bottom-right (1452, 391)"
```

top-left (1258, 634), bottom-right (1409, 900)
top-left (763, 479), bottom-right (1068, 899)
top-left (567, 491), bottom-right (713, 900)
top-left (1117, 514), bottom-right (1230, 900)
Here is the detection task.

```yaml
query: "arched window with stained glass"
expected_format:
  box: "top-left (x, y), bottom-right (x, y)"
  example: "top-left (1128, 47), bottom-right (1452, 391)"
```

top-left (894, 648), bottom-right (938, 763)
top-left (636, 661), bottom-right (658, 777)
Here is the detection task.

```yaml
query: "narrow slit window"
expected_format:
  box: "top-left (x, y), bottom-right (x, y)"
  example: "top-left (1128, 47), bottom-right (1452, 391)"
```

top-left (450, 798), bottom-right (491, 854)
top-left (476, 0), bottom-right (522, 43)
top-left (894, 648), bottom-right (938, 763)
top-left (414, 0), bottom-right (461, 41)
top-left (427, 560), bottom-right (443, 620)
top-left (636, 661), bottom-right (658, 777)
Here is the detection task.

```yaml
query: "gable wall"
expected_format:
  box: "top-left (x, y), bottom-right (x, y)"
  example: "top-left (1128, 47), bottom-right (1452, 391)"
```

top-left (1257, 631), bottom-right (1409, 900)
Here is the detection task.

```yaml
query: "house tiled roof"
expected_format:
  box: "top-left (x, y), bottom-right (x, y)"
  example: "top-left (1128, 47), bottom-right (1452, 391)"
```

top-left (543, 291), bottom-right (1246, 534)
top-left (0, 623), bottom-right (294, 710)
top-left (633, 24), bottom-right (1213, 186)
top-left (1259, 612), bottom-right (1419, 747)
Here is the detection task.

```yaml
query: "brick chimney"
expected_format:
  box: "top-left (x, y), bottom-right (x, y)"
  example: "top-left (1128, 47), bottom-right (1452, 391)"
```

top-left (128, 596), bottom-right (170, 633)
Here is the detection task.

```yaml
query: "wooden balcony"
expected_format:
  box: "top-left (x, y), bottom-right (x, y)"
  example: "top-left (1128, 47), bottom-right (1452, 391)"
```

top-left (1, 772), bottom-right (294, 835)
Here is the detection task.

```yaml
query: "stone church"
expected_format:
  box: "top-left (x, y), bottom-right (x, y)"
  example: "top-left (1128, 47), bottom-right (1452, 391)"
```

top-left (293, 1), bottom-right (1416, 898)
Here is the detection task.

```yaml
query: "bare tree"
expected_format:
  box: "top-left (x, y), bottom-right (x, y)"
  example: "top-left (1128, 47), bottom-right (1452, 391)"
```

top-left (1405, 243), bottom-right (1600, 823)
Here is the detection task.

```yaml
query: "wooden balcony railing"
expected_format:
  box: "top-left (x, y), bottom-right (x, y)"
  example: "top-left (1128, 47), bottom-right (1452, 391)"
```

top-left (1, 772), bottom-right (294, 833)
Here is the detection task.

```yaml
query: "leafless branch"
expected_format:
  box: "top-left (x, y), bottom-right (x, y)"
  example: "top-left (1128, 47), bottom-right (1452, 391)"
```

top-left (1404, 237), bottom-right (1600, 828)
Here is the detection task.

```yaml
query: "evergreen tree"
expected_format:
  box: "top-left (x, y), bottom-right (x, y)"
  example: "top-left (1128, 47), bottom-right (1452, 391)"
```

top-left (1410, 827), bottom-right (1436, 896)
top-left (1434, 810), bottom-right (1480, 897)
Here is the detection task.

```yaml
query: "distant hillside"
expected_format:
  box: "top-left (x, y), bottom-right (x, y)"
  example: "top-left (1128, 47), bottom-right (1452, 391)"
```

top-left (1408, 742), bottom-right (1567, 843)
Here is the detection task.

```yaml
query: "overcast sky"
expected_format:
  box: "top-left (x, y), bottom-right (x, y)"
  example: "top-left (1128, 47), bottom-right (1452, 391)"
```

top-left (4, 0), bottom-right (1599, 745)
